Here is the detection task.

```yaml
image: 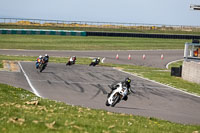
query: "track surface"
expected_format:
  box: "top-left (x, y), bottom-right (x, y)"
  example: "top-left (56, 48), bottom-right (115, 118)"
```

top-left (17, 62), bottom-right (200, 124)
top-left (0, 49), bottom-right (183, 68)
top-left (1, 49), bottom-right (200, 124)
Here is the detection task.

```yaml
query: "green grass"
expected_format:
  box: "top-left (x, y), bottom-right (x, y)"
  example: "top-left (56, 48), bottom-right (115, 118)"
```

top-left (0, 34), bottom-right (189, 50)
top-left (168, 60), bottom-right (183, 69)
top-left (0, 62), bottom-right (2, 68)
top-left (0, 83), bottom-right (200, 133)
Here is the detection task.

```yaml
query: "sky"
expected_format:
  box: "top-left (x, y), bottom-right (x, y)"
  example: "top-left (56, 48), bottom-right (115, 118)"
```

top-left (0, 0), bottom-right (200, 26)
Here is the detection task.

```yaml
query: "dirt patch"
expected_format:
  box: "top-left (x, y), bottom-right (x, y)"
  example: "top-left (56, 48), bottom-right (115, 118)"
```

top-left (0, 60), bottom-right (20, 72)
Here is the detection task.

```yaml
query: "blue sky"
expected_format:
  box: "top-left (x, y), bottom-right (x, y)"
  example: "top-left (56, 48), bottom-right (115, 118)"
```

top-left (0, 0), bottom-right (200, 26)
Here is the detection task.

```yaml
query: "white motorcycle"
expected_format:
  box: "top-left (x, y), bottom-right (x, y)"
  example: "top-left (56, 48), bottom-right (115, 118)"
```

top-left (106, 83), bottom-right (128, 107)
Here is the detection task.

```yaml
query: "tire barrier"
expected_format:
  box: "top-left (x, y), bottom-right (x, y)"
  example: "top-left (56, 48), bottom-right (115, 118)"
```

top-left (0, 29), bottom-right (87, 36)
top-left (86, 31), bottom-right (200, 39)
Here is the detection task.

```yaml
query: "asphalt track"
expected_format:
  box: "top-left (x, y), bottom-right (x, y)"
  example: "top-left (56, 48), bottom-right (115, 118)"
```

top-left (1, 49), bottom-right (200, 124)
top-left (0, 49), bottom-right (183, 68)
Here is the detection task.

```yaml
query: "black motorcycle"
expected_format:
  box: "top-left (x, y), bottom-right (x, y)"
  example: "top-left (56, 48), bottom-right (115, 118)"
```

top-left (89, 58), bottom-right (100, 66)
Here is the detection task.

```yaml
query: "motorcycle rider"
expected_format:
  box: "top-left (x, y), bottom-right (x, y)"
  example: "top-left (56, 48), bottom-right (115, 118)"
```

top-left (44, 54), bottom-right (49, 62)
top-left (108, 77), bottom-right (131, 101)
top-left (72, 56), bottom-right (76, 61)
top-left (41, 54), bottom-right (49, 68)
top-left (35, 54), bottom-right (49, 69)
top-left (66, 56), bottom-right (76, 65)
top-left (89, 57), bottom-right (100, 66)
top-left (43, 54), bottom-right (49, 64)
top-left (35, 55), bottom-right (43, 69)
top-left (97, 57), bottom-right (100, 63)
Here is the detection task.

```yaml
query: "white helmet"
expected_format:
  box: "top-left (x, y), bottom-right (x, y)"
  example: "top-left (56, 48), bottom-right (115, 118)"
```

top-left (39, 55), bottom-right (42, 58)
top-left (45, 54), bottom-right (48, 57)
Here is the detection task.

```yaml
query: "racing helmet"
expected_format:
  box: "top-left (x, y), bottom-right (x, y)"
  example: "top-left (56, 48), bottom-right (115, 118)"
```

top-left (72, 56), bottom-right (76, 60)
top-left (125, 77), bottom-right (131, 85)
top-left (45, 54), bottom-right (48, 57)
top-left (39, 55), bottom-right (42, 58)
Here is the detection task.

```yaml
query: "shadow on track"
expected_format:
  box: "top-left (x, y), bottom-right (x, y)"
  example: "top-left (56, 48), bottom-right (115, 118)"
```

top-left (115, 106), bottom-right (147, 111)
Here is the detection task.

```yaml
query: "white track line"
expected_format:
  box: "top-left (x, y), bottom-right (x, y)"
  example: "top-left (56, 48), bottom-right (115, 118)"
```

top-left (114, 68), bottom-right (200, 98)
top-left (18, 62), bottom-right (41, 97)
top-left (166, 59), bottom-right (184, 69)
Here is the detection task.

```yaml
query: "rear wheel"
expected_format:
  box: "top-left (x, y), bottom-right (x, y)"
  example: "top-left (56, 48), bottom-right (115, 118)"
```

top-left (38, 64), bottom-right (42, 72)
top-left (40, 66), bottom-right (44, 72)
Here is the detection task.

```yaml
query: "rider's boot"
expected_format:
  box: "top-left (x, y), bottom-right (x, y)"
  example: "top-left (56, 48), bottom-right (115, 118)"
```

top-left (122, 95), bottom-right (128, 101)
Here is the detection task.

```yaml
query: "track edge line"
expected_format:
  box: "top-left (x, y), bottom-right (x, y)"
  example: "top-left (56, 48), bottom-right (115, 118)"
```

top-left (18, 61), bottom-right (41, 97)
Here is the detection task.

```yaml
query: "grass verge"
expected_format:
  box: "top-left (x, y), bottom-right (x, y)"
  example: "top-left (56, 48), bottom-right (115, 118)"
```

top-left (0, 83), bottom-right (200, 133)
top-left (0, 34), bottom-right (189, 50)
top-left (167, 60), bottom-right (183, 69)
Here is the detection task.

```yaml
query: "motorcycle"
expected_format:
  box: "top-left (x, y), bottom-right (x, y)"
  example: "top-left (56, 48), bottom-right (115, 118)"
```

top-left (38, 59), bottom-right (47, 72)
top-left (106, 83), bottom-right (128, 107)
top-left (89, 58), bottom-right (100, 66)
top-left (66, 56), bottom-right (76, 66)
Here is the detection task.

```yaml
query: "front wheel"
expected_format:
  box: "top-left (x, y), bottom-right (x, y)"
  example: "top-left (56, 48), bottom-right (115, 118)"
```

top-left (39, 64), bottom-right (46, 72)
top-left (105, 100), bottom-right (110, 106)
top-left (92, 63), bottom-right (97, 66)
top-left (66, 61), bottom-right (71, 66)
top-left (89, 62), bottom-right (93, 66)
top-left (111, 94), bottom-right (120, 107)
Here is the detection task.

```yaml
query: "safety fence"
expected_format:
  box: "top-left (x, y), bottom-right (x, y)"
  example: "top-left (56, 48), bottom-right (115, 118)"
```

top-left (86, 31), bottom-right (200, 39)
top-left (0, 29), bottom-right (86, 36)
